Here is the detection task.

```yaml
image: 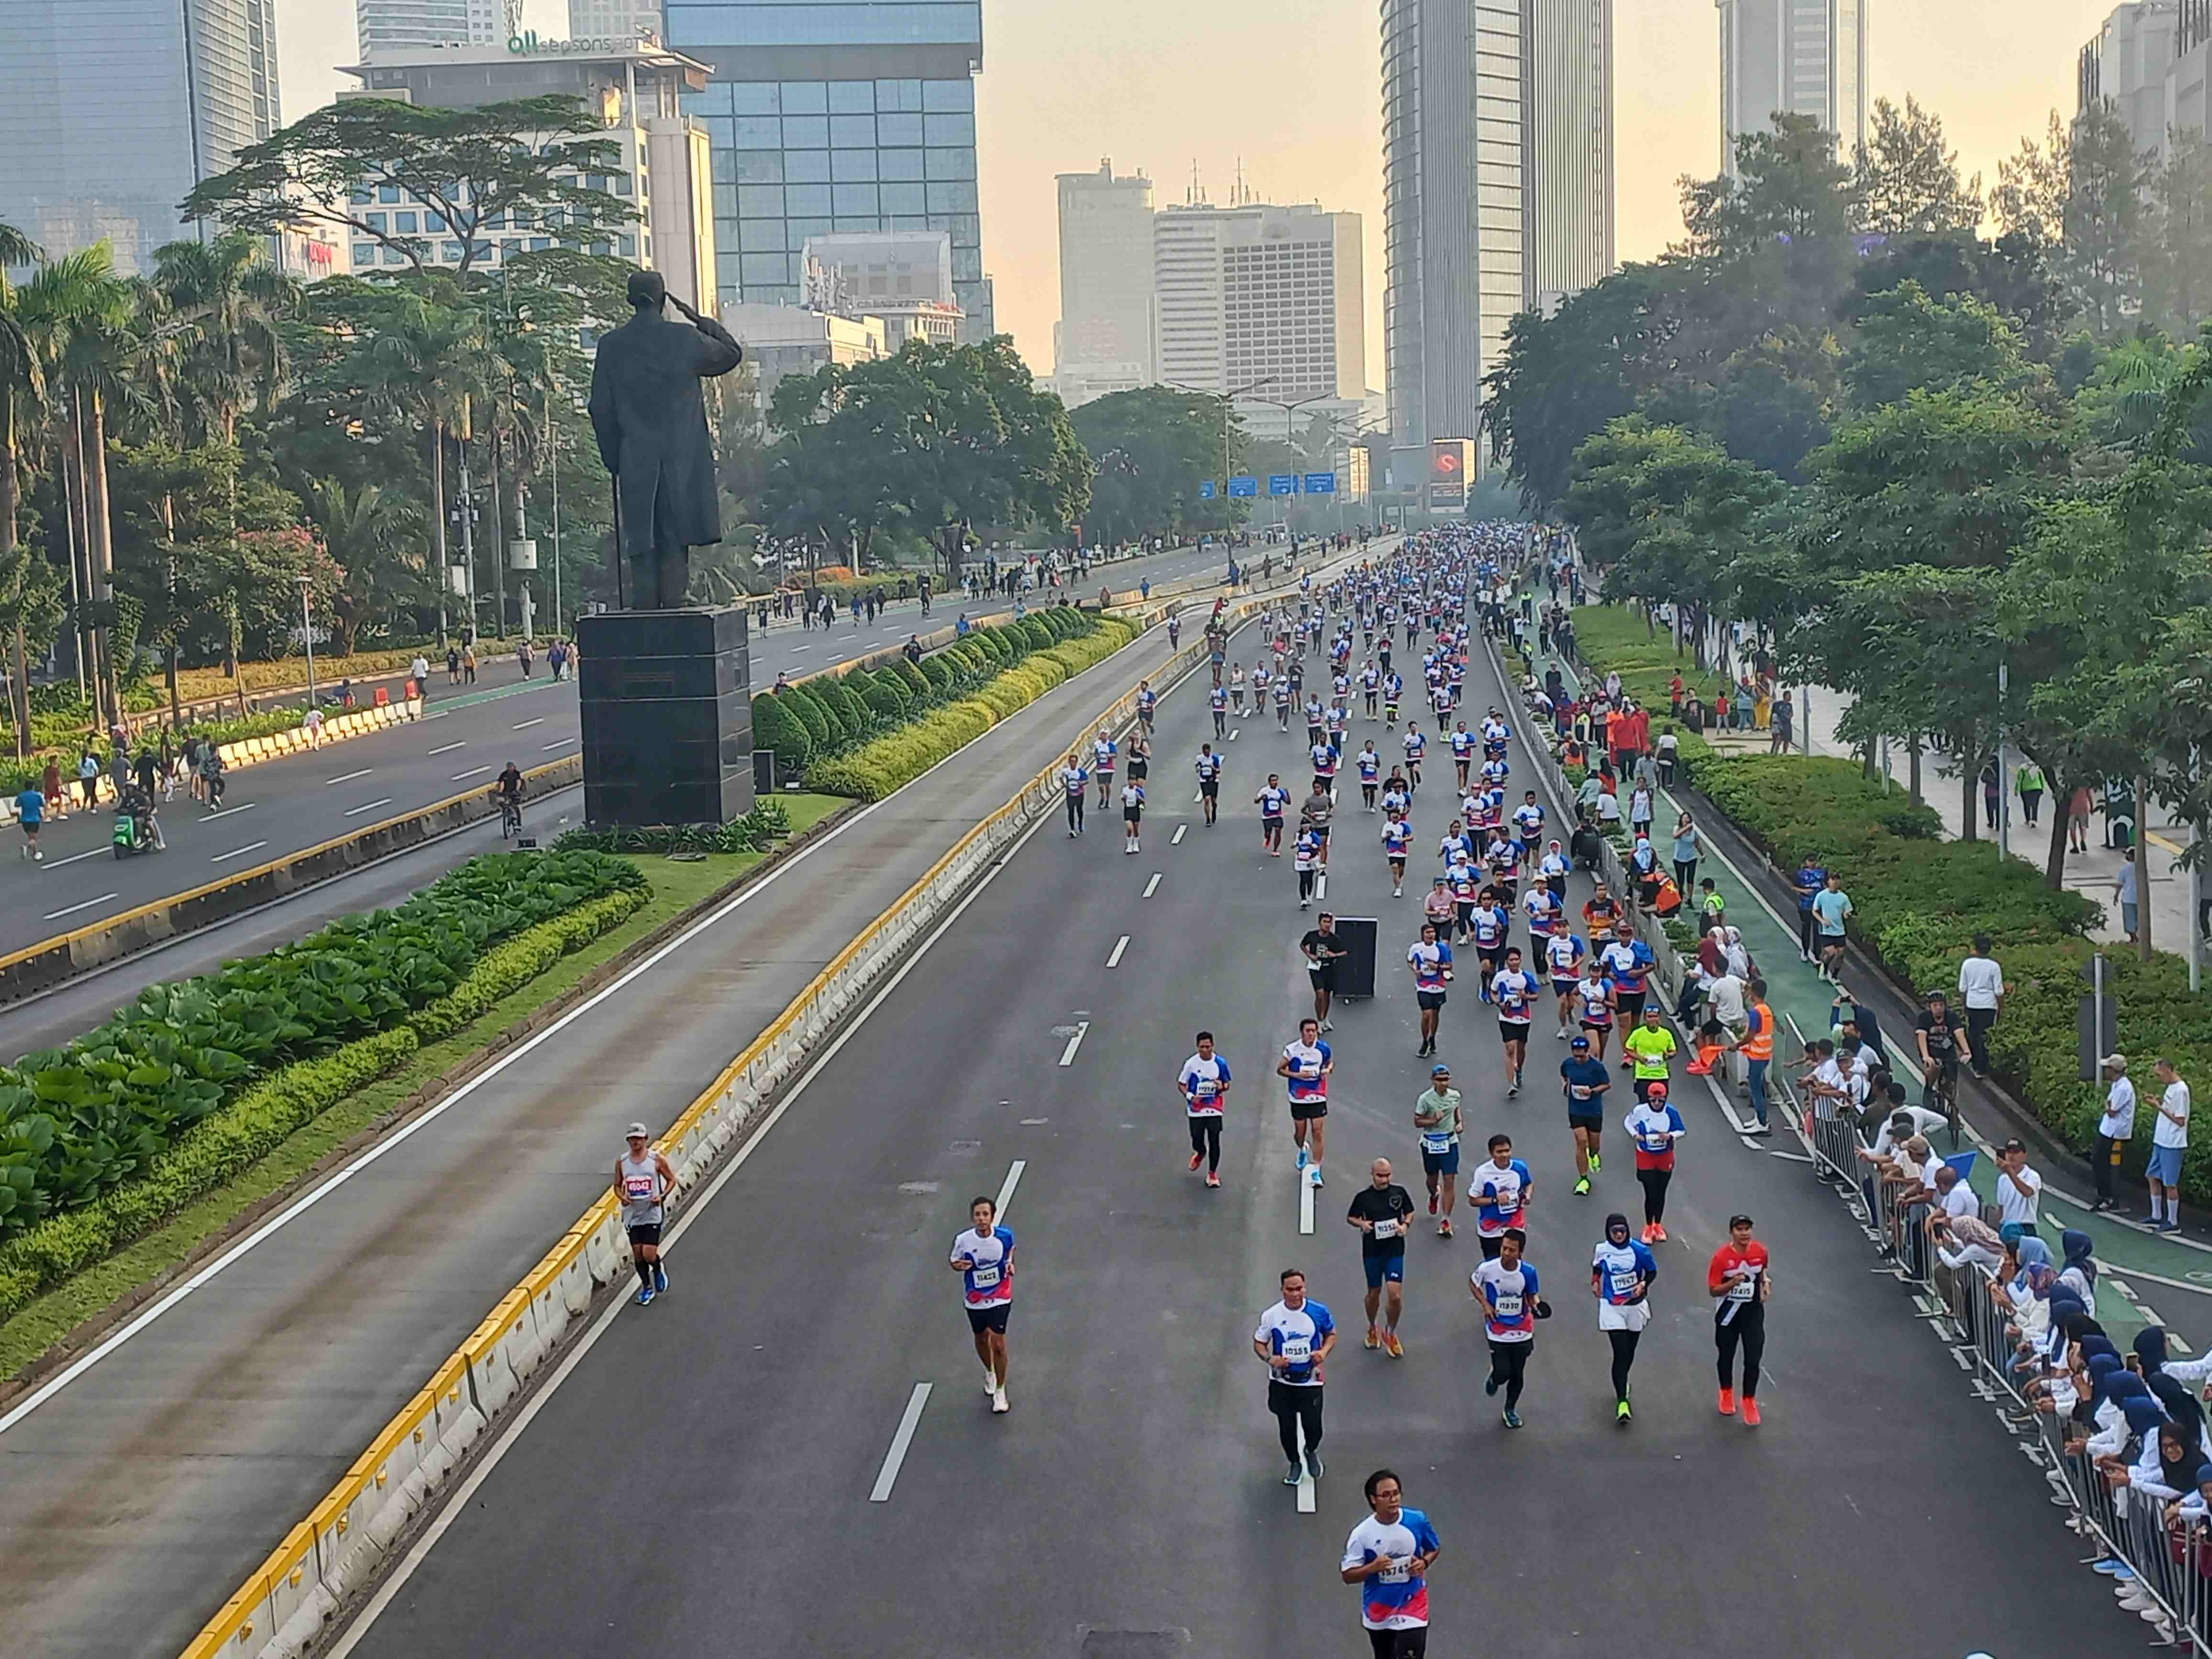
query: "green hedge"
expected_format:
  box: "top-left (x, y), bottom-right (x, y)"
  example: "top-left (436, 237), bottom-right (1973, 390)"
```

top-left (0, 885), bottom-right (645, 1320)
top-left (808, 618), bottom-right (1135, 800)
top-left (1569, 603), bottom-right (2212, 1201)
top-left (0, 850), bottom-right (644, 1237)
top-left (752, 694), bottom-right (811, 774)
top-left (553, 800), bottom-right (794, 855)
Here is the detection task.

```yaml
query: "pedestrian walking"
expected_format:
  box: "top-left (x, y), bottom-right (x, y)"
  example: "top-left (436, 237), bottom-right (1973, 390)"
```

top-left (2015, 758), bottom-right (2046, 828)
top-left (2090, 1054), bottom-right (2135, 1214)
top-left (1956, 934), bottom-right (2005, 1076)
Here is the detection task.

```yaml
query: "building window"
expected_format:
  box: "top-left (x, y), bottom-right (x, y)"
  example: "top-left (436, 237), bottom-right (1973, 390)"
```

top-left (739, 186), bottom-right (786, 217)
top-left (830, 150), bottom-right (877, 182)
top-left (923, 112), bottom-right (975, 146)
top-left (921, 78), bottom-right (973, 112)
top-left (351, 243), bottom-right (376, 266)
top-left (875, 77), bottom-right (923, 111)
top-left (444, 241), bottom-right (464, 262)
top-left (879, 149), bottom-right (924, 181)
top-left (832, 184), bottom-right (879, 215)
top-left (364, 212), bottom-right (387, 233)
top-left (924, 148), bottom-right (975, 180)
top-left (780, 81), bottom-right (828, 114)
top-left (828, 80), bottom-right (874, 113)
top-left (378, 184), bottom-right (400, 204)
top-left (787, 150), bottom-right (831, 182)
top-left (731, 116), bottom-right (782, 149)
top-left (830, 115), bottom-right (876, 148)
top-left (881, 182), bottom-right (925, 214)
top-left (394, 211), bottom-right (419, 233)
top-left (786, 183), bottom-right (832, 216)
top-left (783, 115), bottom-right (829, 147)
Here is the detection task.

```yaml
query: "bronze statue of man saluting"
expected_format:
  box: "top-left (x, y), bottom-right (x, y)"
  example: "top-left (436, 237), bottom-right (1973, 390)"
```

top-left (586, 269), bottom-right (745, 609)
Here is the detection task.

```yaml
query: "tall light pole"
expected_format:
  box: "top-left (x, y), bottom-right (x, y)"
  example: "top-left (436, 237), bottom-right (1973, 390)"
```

top-left (1246, 391), bottom-right (1329, 536)
top-left (1168, 376), bottom-right (1276, 551)
top-left (298, 574), bottom-right (316, 711)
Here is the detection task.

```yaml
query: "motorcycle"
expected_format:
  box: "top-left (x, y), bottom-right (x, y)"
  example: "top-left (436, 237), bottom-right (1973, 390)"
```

top-left (112, 803), bottom-right (164, 858)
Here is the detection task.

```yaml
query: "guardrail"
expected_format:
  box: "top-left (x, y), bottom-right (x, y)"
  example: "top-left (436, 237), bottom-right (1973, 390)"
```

top-left (175, 553), bottom-right (1372, 1659)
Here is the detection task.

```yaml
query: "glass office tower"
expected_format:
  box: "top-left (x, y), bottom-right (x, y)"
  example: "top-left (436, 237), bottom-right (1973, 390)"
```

top-left (663, 0), bottom-right (993, 337)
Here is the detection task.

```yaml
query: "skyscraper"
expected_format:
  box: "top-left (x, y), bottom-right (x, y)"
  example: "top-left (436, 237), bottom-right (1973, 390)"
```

top-left (1715, 0), bottom-right (1869, 171)
top-left (664, 0), bottom-right (995, 340)
top-left (569, 0), bottom-right (665, 44)
top-left (1382, 0), bottom-right (1613, 474)
top-left (2078, 2), bottom-right (2209, 162)
top-left (355, 0), bottom-right (505, 58)
top-left (1054, 161), bottom-right (1155, 387)
top-left (0, 0), bottom-right (283, 274)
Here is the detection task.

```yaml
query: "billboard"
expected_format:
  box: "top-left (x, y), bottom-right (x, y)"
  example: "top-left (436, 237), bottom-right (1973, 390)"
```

top-left (1427, 438), bottom-right (1473, 512)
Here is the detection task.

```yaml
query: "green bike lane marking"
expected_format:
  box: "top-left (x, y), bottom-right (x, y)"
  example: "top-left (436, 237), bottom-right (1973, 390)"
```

top-left (1528, 625), bottom-right (2205, 1342)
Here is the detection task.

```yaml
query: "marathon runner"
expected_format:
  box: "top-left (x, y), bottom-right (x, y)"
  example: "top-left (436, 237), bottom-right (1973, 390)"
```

top-left (1709, 1214), bottom-right (1771, 1426)
top-left (1256, 774), bottom-right (1290, 856)
top-left (1195, 743), bottom-right (1222, 826)
top-left (1468, 1134), bottom-right (1531, 1262)
top-left (1621, 1003), bottom-right (1676, 1100)
top-left (1058, 752), bottom-right (1088, 837)
top-left (1573, 955), bottom-right (1619, 1066)
top-left (1279, 1017), bottom-right (1332, 1186)
top-left (1492, 945), bottom-right (1540, 1096)
top-left (1382, 809), bottom-right (1413, 896)
top-left (1402, 721), bottom-right (1425, 792)
top-left (1407, 920), bottom-right (1454, 1058)
top-left (1624, 1082), bottom-right (1686, 1242)
top-left (1091, 728), bottom-right (1117, 810)
top-left (1561, 1032), bottom-right (1610, 1196)
top-left (1255, 1269), bottom-right (1334, 1484)
top-left (1178, 1030), bottom-right (1231, 1187)
top-left (1356, 741), bottom-right (1382, 812)
top-left (615, 1124), bottom-right (677, 1306)
top-left (1592, 1213), bottom-right (1659, 1424)
top-left (950, 1195), bottom-right (1015, 1413)
top-left (1120, 776), bottom-right (1145, 855)
top-left (1340, 1470), bottom-right (1442, 1658)
top-left (1414, 1063), bottom-right (1461, 1238)
top-left (1471, 1228), bottom-right (1541, 1428)
top-left (1211, 681), bottom-right (1229, 739)
top-left (1348, 1159), bottom-right (1417, 1357)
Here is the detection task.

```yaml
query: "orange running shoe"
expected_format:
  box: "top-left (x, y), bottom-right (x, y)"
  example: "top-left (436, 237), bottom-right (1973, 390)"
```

top-left (1383, 1332), bottom-right (1405, 1359)
top-left (1718, 1387), bottom-right (1736, 1416)
top-left (1742, 1398), bottom-right (1762, 1427)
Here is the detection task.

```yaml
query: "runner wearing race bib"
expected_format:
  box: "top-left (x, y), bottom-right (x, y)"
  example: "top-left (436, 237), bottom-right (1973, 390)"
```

top-left (615, 1126), bottom-right (676, 1306)
top-left (1348, 1161), bottom-right (1417, 1357)
top-left (1177, 1032), bottom-right (1232, 1185)
top-left (1278, 1018), bottom-right (1333, 1187)
top-left (1057, 755), bottom-right (1089, 837)
top-left (1491, 949), bottom-right (1540, 1096)
top-left (1406, 921), bottom-right (1454, 1057)
top-left (950, 1196), bottom-right (1016, 1413)
top-left (1624, 1082), bottom-right (1686, 1242)
top-left (1255, 1271), bottom-right (1336, 1484)
top-left (1471, 1232), bottom-right (1540, 1428)
top-left (1256, 774), bottom-right (1290, 856)
top-left (1381, 813), bottom-right (1413, 896)
top-left (1194, 744), bottom-right (1222, 827)
top-left (1592, 1213), bottom-right (1659, 1422)
top-left (1709, 1215), bottom-right (1772, 1426)
top-left (1467, 1135), bottom-right (1532, 1261)
top-left (1414, 1063), bottom-right (1462, 1238)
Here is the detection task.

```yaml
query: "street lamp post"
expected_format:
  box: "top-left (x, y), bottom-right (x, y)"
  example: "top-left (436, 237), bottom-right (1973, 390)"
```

top-left (298, 575), bottom-right (317, 712)
top-left (1167, 376), bottom-right (1276, 559)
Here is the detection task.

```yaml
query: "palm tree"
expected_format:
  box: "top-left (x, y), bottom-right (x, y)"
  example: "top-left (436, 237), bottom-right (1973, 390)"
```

top-left (303, 477), bottom-right (416, 653)
top-left (0, 220), bottom-right (45, 754)
top-left (150, 232), bottom-right (300, 446)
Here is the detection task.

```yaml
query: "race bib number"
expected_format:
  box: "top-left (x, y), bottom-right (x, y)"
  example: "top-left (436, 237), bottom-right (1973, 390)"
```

top-left (1377, 1558), bottom-right (1412, 1585)
top-left (969, 1263), bottom-right (1001, 1289)
top-left (1728, 1272), bottom-right (1758, 1302)
top-left (1609, 1270), bottom-right (1639, 1298)
top-left (1280, 1337), bottom-right (1311, 1364)
top-left (1422, 1133), bottom-right (1455, 1156)
top-left (622, 1175), bottom-right (656, 1202)
top-left (1571, 1084), bottom-right (1592, 1101)
top-left (1493, 1293), bottom-right (1524, 1319)
top-left (1194, 1079), bottom-right (1218, 1098)
top-left (1372, 1217), bottom-right (1400, 1241)
top-left (1641, 1133), bottom-right (1670, 1154)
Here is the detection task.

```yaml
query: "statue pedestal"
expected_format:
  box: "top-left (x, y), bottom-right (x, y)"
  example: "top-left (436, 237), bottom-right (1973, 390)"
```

top-left (576, 605), bottom-right (755, 827)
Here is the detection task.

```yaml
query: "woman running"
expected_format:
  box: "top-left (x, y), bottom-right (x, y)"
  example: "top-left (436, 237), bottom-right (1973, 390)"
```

top-left (1623, 1082), bottom-right (1686, 1243)
top-left (1592, 1214), bottom-right (1658, 1424)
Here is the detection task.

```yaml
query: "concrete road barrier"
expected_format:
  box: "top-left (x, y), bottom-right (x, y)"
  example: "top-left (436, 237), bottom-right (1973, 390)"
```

top-left (177, 551), bottom-right (1384, 1659)
top-left (0, 746), bottom-right (577, 1006)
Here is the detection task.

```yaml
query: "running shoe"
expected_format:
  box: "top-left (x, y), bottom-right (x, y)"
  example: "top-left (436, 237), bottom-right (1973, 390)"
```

top-left (1502, 1408), bottom-right (1523, 1429)
top-left (1206, 1172), bottom-right (1221, 1188)
top-left (1573, 1177), bottom-right (1591, 1196)
top-left (1640, 1223), bottom-right (1657, 1244)
top-left (1365, 1327), bottom-right (1382, 1350)
top-left (1283, 1463), bottom-right (1305, 1486)
top-left (1483, 1373), bottom-right (1500, 1397)
top-left (635, 1285), bottom-right (656, 1306)
top-left (653, 1262), bottom-right (667, 1294)
top-left (1305, 1451), bottom-right (1325, 1480)
top-left (984, 1368), bottom-right (999, 1395)
top-left (1717, 1387), bottom-right (1735, 1416)
top-left (1191, 1151), bottom-right (1205, 1172)
top-left (1297, 1145), bottom-right (1309, 1171)
top-left (1741, 1398), bottom-right (1761, 1427)
top-left (1506, 1084), bottom-right (1519, 1099)
top-left (1652, 1223), bottom-right (1667, 1241)
top-left (1309, 1166), bottom-right (1325, 1188)
top-left (1616, 1400), bottom-right (1632, 1424)
top-left (992, 1388), bottom-right (1009, 1414)
top-left (1588, 1153), bottom-right (1601, 1173)
top-left (1383, 1333), bottom-right (1404, 1359)
top-left (1438, 1219), bottom-right (1454, 1238)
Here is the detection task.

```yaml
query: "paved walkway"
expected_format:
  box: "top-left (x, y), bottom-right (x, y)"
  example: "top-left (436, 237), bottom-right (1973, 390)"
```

top-left (1530, 627), bottom-right (2212, 1354)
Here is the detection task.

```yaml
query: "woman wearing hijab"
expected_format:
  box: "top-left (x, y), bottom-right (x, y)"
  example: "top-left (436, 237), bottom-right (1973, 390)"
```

top-left (2057, 1229), bottom-right (2098, 1316)
top-left (1590, 1213), bottom-right (1659, 1424)
top-left (2099, 1393), bottom-right (2173, 1495)
top-left (2148, 1372), bottom-right (2212, 1463)
top-left (2135, 1326), bottom-right (2171, 1377)
top-left (1722, 925), bottom-right (1751, 983)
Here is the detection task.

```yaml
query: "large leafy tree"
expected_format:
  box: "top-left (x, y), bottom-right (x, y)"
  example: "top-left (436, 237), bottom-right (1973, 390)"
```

top-left (1854, 95), bottom-right (1984, 237)
top-left (1839, 280), bottom-right (2033, 412)
top-left (180, 96), bottom-right (633, 281)
top-left (0, 219), bottom-right (46, 751)
top-left (1068, 386), bottom-right (1240, 545)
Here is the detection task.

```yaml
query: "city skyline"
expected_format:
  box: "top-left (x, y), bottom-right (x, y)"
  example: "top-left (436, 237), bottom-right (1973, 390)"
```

top-left (276, 0), bottom-right (2113, 376)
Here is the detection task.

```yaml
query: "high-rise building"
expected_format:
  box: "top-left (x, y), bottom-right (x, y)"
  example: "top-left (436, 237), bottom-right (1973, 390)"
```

top-left (569, 0), bottom-right (665, 43)
top-left (1715, 0), bottom-right (1868, 171)
top-left (339, 39), bottom-right (719, 310)
top-left (1055, 160), bottom-right (1155, 384)
top-left (355, 0), bottom-right (505, 59)
top-left (2078, 2), bottom-right (2210, 160)
top-left (1382, 0), bottom-right (1613, 476)
top-left (664, 0), bottom-right (995, 341)
top-left (800, 229), bottom-right (962, 346)
top-left (0, 0), bottom-right (282, 275)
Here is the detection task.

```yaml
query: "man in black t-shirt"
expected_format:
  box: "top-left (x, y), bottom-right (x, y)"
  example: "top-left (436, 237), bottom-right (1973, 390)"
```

top-left (1914, 991), bottom-right (1965, 1111)
top-left (1348, 1158), bottom-right (1417, 1358)
top-left (1301, 913), bottom-right (1349, 1031)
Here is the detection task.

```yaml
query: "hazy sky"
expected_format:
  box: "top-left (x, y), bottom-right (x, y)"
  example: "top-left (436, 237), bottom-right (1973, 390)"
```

top-left (279, 1), bottom-right (2113, 380)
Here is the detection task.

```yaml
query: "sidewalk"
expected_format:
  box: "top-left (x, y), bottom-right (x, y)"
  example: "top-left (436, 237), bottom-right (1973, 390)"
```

top-left (1800, 687), bottom-right (2204, 964)
top-left (1533, 632), bottom-right (2212, 1353)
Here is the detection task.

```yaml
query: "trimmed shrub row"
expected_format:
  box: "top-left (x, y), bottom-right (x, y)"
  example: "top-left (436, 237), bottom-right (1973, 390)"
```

top-left (807, 620), bottom-right (1136, 801)
top-left (0, 885), bottom-right (646, 1322)
top-left (1569, 604), bottom-right (2212, 1202)
top-left (0, 849), bottom-right (646, 1237)
top-left (553, 799), bottom-right (795, 857)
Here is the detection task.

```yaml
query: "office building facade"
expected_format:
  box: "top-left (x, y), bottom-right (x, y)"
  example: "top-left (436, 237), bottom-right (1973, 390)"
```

top-left (339, 40), bottom-right (719, 308)
top-left (569, 0), bottom-right (666, 42)
top-left (355, 0), bottom-right (504, 58)
top-left (1715, 0), bottom-right (1868, 171)
top-left (2079, 2), bottom-right (2210, 160)
top-left (1055, 160), bottom-right (1155, 383)
top-left (0, 0), bottom-right (281, 274)
top-left (664, 0), bottom-right (995, 339)
top-left (1152, 200), bottom-right (1363, 422)
top-left (1382, 0), bottom-right (1613, 475)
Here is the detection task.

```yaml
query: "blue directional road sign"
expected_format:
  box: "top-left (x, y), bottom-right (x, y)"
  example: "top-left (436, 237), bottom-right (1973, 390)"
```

top-left (1303, 472), bottom-right (1338, 495)
top-left (1228, 475), bottom-right (1259, 498)
top-left (1267, 474), bottom-right (1296, 497)
top-left (1198, 479), bottom-right (1217, 499)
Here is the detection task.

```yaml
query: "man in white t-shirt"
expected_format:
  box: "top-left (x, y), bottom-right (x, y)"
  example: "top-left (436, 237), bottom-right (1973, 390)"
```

top-left (1956, 936), bottom-right (2006, 1076)
top-left (1993, 1139), bottom-right (2042, 1236)
top-left (2090, 1053), bottom-right (2136, 1214)
top-left (2148, 1058), bottom-right (2192, 1233)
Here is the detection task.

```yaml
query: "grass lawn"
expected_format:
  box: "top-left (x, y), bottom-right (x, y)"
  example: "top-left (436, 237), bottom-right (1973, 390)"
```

top-left (0, 794), bottom-right (847, 1386)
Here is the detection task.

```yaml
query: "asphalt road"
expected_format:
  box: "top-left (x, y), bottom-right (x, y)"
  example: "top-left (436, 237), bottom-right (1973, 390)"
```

top-left (334, 600), bottom-right (2132, 1659)
top-left (0, 561), bottom-right (1400, 1659)
top-left (0, 536), bottom-right (1292, 966)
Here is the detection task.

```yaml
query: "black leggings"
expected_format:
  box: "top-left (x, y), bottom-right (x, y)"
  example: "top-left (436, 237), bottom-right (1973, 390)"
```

top-left (1187, 1116), bottom-right (1222, 1173)
top-left (1487, 1339), bottom-right (1532, 1409)
top-left (1269, 1381), bottom-right (1323, 1462)
top-left (1368, 1629), bottom-right (1429, 1659)
top-left (1065, 795), bottom-right (1083, 831)
top-left (1636, 1166), bottom-right (1671, 1225)
top-left (1298, 869), bottom-right (1318, 900)
top-left (1607, 1327), bottom-right (1641, 1401)
top-left (1716, 1303), bottom-right (1765, 1396)
top-left (1797, 909), bottom-right (1815, 956)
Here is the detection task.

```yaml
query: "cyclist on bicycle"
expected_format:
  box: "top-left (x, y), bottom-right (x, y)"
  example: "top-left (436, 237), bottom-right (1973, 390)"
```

top-left (496, 761), bottom-right (524, 828)
top-left (1913, 990), bottom-right (1966, 1118)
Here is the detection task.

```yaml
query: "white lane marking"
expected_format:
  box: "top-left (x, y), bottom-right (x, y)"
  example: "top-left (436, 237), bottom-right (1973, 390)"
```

top-left (790, 644), bottom-right (813, 654)
top-left (512, 718), bottom-right (544, 731)
top-left (451, 766), bottom-right (491, 782)
top-left (342, 797), bottom-right (395, 818)
top-left (1058, 1022), bottom-right (1089, 1067)
top-left (43, 892), bottom-right (118, 921)
top-left (1106, 935), bottom-right (1129, 968)
top-left (869, 1383), bottom-right (934, 1502)
top-left (994, 1159), bottom-right (1026, 1218)
top-left (326, 769), bottom-right (372, 785)
top-left (1143, 873), bottom-right (1161, 898)
top-left (1172, 824), bottom-right (1187, 845)
top-left (542, 738), bottom-right (575, 752)
top-left (1768, 1149), bottom-right (1815, 1163)
top-left (1315, 871), bottom-right (1327, 904)
top-left (202, 802), bottom-right (255, 820)
top-left (427, 741), bottom-right (466, 756)
top-left (1299, 1172), bottom-right (1315, 1235)
top-left (1296, 1467), bottom-right (1316, 1514)
top-left (1192, 792), bottom-right (1203, 803)
top-left (1229, 729), bottom-right (1239, 742)
top-left (40, 846), bottom-right (110, 870)
top-left (209, 841), bottom-right (269, 864)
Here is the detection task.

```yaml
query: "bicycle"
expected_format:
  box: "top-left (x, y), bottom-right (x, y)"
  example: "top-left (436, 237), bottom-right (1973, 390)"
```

top-left (1923, 1053), bottom-right (1961, 1149)
top-left (498, 794), bottom-right (523, 840)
